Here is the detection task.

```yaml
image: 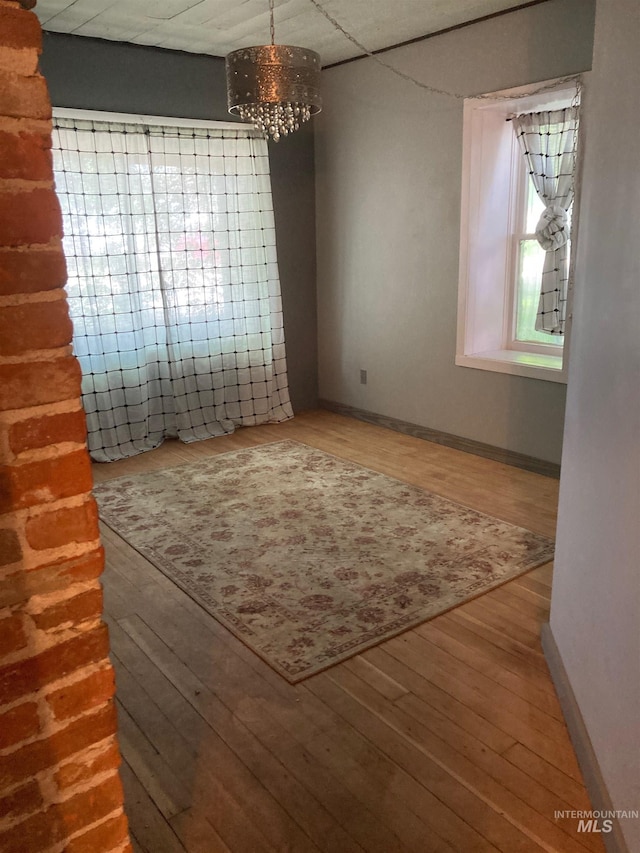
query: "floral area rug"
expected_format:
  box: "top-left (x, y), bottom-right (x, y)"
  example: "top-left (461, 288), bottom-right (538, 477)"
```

top-left (95, 440), bottom-right (554, 682)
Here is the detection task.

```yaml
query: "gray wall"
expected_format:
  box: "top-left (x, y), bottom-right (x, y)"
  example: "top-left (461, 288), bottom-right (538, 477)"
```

top-left (40, 33), bottom-right (318, 412)
top-left (549, 1), bottom-right (640, 847)
top-left (315, 0), bottom-right (596, 464)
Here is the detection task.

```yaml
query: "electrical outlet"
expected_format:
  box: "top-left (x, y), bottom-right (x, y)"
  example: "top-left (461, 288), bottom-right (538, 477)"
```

top-left (360, 369), bottom-right (367, 385)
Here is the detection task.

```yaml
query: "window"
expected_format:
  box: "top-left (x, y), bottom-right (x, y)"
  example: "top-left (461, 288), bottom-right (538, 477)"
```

top-left (456, 80), bottom-right (580, 383)
top-left (510, 155), bottom-right (571, 352)
top-left (53, 109), bottom-right (293, 462)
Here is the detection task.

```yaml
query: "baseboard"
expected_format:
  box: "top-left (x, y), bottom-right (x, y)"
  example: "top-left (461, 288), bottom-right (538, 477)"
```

top-left (318, 399), bottom-right (561, 478)
top-left (541, 623), bottom-right (630, 853)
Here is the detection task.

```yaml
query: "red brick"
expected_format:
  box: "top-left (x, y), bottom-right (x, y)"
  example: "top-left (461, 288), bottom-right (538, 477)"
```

top-left (0, 699), bottom-right (116, 789)
top-left (8, 409), bottom-right (86, 454)
top-left (0, 71), bottom-right (50, 121)
top-left (0, 772), bottom-right (124, 853)
top-left (0, 624), bottom-right (109, 708)
top-left (0, 527), bottom-right (22, 567)
top-left (0, 248), bottom-right (67, 296)
top-left (59, 772), bottom-right (124, 834)
top-left (0, 548), bottom-right (104, 609)
top-left (0, 779), bottom-right (42, 823)
top-left (46, 664), bottom-right (114, 723)
top-left (0, 5), bottom-right (42, 50)
top-left (0, 806), bottom-right (58, 853)
top-left (0, 450), bottom-right (93, 513)
top-left (0, 129), bottom-right (50, 181)
top-left (0, 612), bottom-right (26, 656)
top-left (0, 356), bottom-right (82, 411)
top-left (34, 587), bottom-right (103, 635)
top-left (53, 547), bottom-right (105, 585)
top-left (65, 812), bottom-right (129, 853)
top-left (0, 298), bottom-right (73, 356)
top-left (0, 702), bottom-right (39, 750)
top-left (0, 187), bottom-right (62, 247)
top-left (25, 499), bottom-right (99, 551)
top-left (55, 740), bottom-right (120, 790)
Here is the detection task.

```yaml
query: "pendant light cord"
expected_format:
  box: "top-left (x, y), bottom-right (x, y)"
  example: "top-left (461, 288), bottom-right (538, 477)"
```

top-left (269, 0), bottom-right (276, 45)
top-left (308, 0), bottom-right (582, 104)
top-left (308, 0), bottom-right (460, 98)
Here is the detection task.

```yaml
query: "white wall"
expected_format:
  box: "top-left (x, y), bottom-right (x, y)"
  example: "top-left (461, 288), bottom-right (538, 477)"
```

top-left (315, 0), bottom-right (595, 463)
top-left (549, 0), bottom-right (640, 848)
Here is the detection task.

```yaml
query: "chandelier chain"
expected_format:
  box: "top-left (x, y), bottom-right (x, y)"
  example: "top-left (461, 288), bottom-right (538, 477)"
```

top-left (307, 0), bottom-right (461, 98)
top-left (308, 0), bottom-right (582, 104)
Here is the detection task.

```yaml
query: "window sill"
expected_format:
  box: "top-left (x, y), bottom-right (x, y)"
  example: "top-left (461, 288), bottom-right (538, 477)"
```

top-left (455, 349), bottom-right (566, 383)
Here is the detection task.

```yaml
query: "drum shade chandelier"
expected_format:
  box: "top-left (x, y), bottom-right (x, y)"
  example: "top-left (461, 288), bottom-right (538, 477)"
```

top-left (225, 0), bottom-right (322, 142)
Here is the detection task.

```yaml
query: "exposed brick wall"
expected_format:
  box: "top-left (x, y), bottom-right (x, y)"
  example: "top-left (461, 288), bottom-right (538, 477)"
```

top-left (0, 2), bottom-right (130, 850)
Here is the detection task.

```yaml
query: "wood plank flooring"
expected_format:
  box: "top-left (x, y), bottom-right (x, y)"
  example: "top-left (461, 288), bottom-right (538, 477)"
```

top-left (95, 410), bottom-right (602, 853)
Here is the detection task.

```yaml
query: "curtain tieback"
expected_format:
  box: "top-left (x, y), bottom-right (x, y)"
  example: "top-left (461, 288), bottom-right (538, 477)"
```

top-left (535, 204), bottom-right (569, 251)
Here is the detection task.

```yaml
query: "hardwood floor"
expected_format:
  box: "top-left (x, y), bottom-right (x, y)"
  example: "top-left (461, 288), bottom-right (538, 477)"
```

top-left (95, 410), bottom-right (602, 853)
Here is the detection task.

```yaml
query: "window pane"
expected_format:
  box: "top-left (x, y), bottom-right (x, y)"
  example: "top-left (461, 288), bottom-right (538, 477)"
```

top-left (524, 175), bottom-right (545, 234)
top-left (515, 239), bottom-right (563, 346)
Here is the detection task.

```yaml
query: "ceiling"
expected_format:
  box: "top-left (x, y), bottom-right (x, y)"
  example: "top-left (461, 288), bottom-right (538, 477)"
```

top-left (35, 0), bottom-right (535, 66)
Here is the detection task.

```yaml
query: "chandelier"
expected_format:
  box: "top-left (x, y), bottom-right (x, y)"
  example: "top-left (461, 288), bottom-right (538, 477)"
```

top-left (225, 0), bottom-right (322, 142)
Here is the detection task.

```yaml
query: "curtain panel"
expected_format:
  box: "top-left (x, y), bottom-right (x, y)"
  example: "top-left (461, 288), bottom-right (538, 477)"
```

top-left (52, 118), bottom-right (293, 462)
top-left (513, 106), bottom-right (579, 335)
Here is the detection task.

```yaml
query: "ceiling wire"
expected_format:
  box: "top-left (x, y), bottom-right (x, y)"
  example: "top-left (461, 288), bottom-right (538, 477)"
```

top-left (308, 0), bottom-right (582, 103)
top-left (307, 0), bottom-right (463, 99)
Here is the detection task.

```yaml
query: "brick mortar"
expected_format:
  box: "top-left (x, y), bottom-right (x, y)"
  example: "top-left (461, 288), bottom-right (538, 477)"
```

top-left (0, 499), bottom-right (101, 576)
top-left (0, 67), bottom-right (43, 80)
top-left (33, 615), bottom-right (105, 656)
top-left (0, 798), bottom-right (43, 834)
top-left (51, 741), bottom-right (120, 798)
top-left (39, 659), bottom-right (114, 732)
top-left (0, 116), bottom-right (50, 134)
top-left (0, 538), bottom-right (101, 581)
top-left (0, 400), bottom-right (84, 427)
top-left (40, 805), bottom-right (127, 853)
top-left (0, 491), bottom-right (94, 520)
top-left (0, 613), bottom-right (105, 671)
top-left (0, 179), bottom-right (55, 193)
top-left (0, 540), bottom-right (103, 581)
top-left (0, 657), bottom-right (110, 723)
top-left (0, 770), bottom-right (122, 834)
top-left (0, 238), bottom-right (64, 254)
top-left (0, 404), bottom-right (86, 466)
top-left (0, 345), bottom-right (74, 366)
top-left (0, 291), bottom-right (68, 308)
top-left (0, 661), bottom-right (114, 746)
top-left (17, 492), bottom-right (94, 515)
top-left (0, 685), bottom-right (35, 712)
top-left (0, 549), bottom-right (104, 617)
top-left (4, 440), bottom-right (91, 466)
top-left (58, 769), bottom-right (122, 809)
top-left (23, 579), bottom-right (102, 617)
top-left (41, 659), bottom-right (113, 702)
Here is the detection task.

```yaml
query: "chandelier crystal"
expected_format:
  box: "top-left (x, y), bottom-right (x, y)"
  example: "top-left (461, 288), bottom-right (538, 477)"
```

top-left (225, 1), bottom-right (322, 142)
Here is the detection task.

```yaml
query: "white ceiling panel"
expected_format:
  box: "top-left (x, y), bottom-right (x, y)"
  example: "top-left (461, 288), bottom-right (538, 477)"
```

top-left (35, 0), bottom-right (537, 65)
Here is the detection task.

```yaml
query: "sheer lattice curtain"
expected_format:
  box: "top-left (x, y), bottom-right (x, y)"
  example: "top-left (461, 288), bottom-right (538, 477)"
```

top-left (52, 118), bottom-right (293, 462)
top-left (513, 106), bottom-right (579, 335)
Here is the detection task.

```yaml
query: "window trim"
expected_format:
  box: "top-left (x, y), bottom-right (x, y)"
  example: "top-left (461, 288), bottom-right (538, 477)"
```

top-left (53, 107), bottom-right (244, 133)
top-left (455, 79), bottom-right (579, 385)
